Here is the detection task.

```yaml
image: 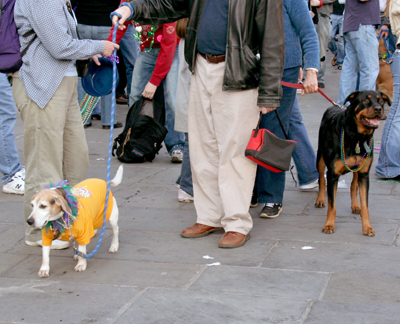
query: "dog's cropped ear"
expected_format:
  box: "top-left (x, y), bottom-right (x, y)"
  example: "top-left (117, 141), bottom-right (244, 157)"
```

top-left (380, 92), bottom-right (392, 106)
top-left (344, 91), bottom-right (360, 105)
top-left (53, 191), bottom-right (72, 215)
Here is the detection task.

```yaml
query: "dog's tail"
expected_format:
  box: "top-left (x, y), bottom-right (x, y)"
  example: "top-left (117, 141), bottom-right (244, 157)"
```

top-left (110, 165), bottom-right (123, 187)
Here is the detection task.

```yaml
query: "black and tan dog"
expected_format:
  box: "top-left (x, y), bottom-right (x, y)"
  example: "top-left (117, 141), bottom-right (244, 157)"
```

top-left (315, 90), bottom-right (390, 236)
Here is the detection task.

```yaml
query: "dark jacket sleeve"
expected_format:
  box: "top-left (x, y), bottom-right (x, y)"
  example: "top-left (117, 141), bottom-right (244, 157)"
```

top-left (129, 0), bottom-right (189, 25)
top-left (256, 0), bottom-right (285, 107)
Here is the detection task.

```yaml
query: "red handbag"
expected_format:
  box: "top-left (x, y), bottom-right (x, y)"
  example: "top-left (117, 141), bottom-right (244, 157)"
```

top-left (245, 111), bottom-right (297, 172)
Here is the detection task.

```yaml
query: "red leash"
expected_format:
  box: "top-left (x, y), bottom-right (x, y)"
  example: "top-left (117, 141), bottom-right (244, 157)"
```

top-left (281, 81), bottom-right (343, 108)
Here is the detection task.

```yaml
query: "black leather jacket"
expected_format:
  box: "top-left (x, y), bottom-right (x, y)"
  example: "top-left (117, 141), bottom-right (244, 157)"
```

top-left (129, 0), bottom-right (285, 107)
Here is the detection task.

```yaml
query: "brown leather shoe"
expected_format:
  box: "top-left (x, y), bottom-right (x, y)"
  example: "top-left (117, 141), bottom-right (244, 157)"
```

top-left (218, 231), bottom-right (250, 248)
top-left (181, 223), bottom-right (222, 238)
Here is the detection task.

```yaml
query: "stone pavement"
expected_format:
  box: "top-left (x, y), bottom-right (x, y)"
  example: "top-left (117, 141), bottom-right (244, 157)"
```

top-left (1, 55), bottom-right (400, 324)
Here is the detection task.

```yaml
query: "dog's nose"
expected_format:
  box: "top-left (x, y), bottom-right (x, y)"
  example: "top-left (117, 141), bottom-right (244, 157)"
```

top-left (26, 218), bottom-right (34, 226)
top-left (374, 106), bottom-right (382, 114)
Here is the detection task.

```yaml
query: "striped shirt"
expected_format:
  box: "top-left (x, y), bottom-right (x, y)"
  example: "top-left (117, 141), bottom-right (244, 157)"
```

top-left (14, 0), bottom-right (105, 108)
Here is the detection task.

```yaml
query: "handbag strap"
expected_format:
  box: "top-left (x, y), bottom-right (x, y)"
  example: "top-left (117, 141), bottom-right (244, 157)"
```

top-left (255, 110), bottom-right (289, 140)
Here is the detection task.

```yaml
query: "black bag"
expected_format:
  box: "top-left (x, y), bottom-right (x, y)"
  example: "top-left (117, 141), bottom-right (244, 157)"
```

top-left (76, 59), bottom-right (90, 78)
top-left (112, 85), bottom-right (168, 163)
top-left (245, 111), bottom-right (297, 172)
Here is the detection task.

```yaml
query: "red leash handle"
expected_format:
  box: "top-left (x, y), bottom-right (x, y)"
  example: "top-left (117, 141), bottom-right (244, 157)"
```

top-left (281, 81), bottom-right (342, 108)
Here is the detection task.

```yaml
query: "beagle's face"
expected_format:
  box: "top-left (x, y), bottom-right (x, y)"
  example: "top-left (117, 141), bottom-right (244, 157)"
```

top-left (26, 189), bottom-right (66, 229)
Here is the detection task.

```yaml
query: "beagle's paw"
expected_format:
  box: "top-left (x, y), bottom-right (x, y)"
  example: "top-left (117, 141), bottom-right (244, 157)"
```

top-left (74, 261), bottom-right (87, 272)
top-left (363, 227), bottom-right (375, 237)
top-left (38, 266), bottom-right (50, 278)
top-left (322, 225), bottom-right (335, 234)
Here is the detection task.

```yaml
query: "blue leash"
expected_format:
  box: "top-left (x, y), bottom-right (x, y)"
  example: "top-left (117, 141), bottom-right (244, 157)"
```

top-left (377, 29), bottom-right (393, 64)
top-left (72, 16), bottom-right (121, 259)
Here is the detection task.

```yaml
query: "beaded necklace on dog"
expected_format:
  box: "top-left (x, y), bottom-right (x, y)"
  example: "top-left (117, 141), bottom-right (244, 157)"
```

top-left (43, 180), bottom-right (78, 236)
top-left (340, 127), bottom-right (373, 172)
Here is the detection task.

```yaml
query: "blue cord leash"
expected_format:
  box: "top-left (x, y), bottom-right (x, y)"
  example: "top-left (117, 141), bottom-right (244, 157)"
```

top-left (71, 17), bottom-right (121, 259)
top-left (377, 29), bottom-right (393, 63)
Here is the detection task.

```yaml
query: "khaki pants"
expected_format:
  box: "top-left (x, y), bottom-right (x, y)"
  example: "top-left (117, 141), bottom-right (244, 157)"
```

top-left (188, 55), bottom-right (259, 235)
top-left (12, 73), bottom-right (89, 241)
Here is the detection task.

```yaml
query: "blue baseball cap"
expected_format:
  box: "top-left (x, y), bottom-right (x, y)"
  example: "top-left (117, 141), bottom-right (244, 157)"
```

top-left (82, 57), bottom-right (119, 97)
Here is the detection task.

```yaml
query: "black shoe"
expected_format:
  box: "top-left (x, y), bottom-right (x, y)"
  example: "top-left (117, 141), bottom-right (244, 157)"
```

top-left (250, 189), bottom-right (258, 208)
top-left (318, 82), bottom-right (325, 89)
top-left (91, 114), bottom-right (101, 120)
top-left (102, 121), bottom-right (123, 129)
top-left (84, 122), bottom-right (92, 128)
top-left (260, 203), bottom-right (282, 219)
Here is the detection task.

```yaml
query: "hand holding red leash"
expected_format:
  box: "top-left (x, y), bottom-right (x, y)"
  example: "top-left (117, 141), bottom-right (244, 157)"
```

top-left (302, 69), bottom-right (318, 95)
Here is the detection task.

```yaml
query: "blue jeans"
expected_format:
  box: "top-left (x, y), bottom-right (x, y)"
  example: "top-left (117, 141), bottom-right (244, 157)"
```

top-left (376, 50), bottom-right (400, 178)
top-left (129, 46), bottom-right (185, 153)
top-left (288, 96), bottom-right (318, 185)
top-left (0, 73), bottom-right (22, 185)
top-left (338, 25), bottom-right (380, 105)
top-left (256, 67), bottom-right (299, 204)
top-left (77, 24), bottom-right (113, 126)
top-left (179, 133), bottom-right (193, 196)
top-left (328, 14), bottom-right (345, 66)
top-left (119, 24), bottom-right (139, 98)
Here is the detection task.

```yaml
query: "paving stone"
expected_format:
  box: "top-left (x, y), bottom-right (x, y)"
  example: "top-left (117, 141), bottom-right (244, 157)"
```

top-left (0, 224), bottom-right (26, 253)
top-left (2, 256), bottom-right (203, 289)
top-left (304, 301), bottom-right (400, 324)
top-left (117, 288), bottom-right (309, 324)
top-left (250, 215), bottom-right (398, 246)
top-left (263, 240), bottom-right (400, 277)
top-left (0, 201), bottom-right (24, 223)
top-left (94, 230), bottom-right (275, 267)
top-left (0, 278), bottom-right (140, 324)
top-left (323, 273), bottom-right (400, 305)
top-left (189, 265), bottom-right (329, 300)
top-left (0, 253), bottom-right (27, 275)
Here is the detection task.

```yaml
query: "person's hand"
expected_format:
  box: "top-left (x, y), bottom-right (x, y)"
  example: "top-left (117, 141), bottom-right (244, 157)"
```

top-left (259, 106), bottom-right (276, 114)
top-left (310, 0), bottom-right (320, 6)
top-left (379, 25), bottom-right (389, 39)
top-left (302, 69), bottom-right (318, 95)
top-left (142, 82), bottom-right (157, 99)
top-left (298, 67), bottom-right (303, 84)
top-left (102, 41), bottom-right (119, 57)
top-left (91, 54), bottom-right (102, 66)
top-left (111, 6), bottom-right (132, 30)
top-left (310, 10), bottom-right (315, 18)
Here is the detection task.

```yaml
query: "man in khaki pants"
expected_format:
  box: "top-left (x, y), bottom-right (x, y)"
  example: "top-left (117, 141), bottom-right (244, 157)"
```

top-left (13, 0), bottom-right (118, 248)
top-left (113, 0), bottom-right (284, 248)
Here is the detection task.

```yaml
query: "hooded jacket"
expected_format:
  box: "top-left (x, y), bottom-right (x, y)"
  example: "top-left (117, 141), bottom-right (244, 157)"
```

top-left (128, 0), bottom-right (285, 107)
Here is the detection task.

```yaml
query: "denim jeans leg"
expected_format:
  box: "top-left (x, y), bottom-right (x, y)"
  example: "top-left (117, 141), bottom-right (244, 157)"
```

top-left (120, 25), bottom-right (140, 99)
top-left (179, 133), bottom-right (193, 196)
top-left (0, 73), bottom-right (21, 184)
top-left (256, 67), bottom-right (299, 204)
top-left (328, 14), bottom-right (339, 55)
top-left (336, 16), bottom-right (345, 65)
top-left (163, 46), bottom-right (185, 153)
top-left (357, 25), bottom-right (379, 92)
top-left (338, 31), bottom-right (360, 105)
top-left (129, 49), bottom-right (158, 106)
top-left (376, 51), bottom-right (400, 178)
top-left (288, 97), bottom-right (318, 185)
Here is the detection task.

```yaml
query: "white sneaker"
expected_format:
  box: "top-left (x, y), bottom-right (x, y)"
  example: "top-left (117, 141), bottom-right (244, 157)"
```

top-left (3, 168), bottom-right (25, 195)
top-left (178, 188), bottom-right (194, 203)
top-left (25, 239), bottom-right (70, 250)
top-left (299, 178), bottom-right (319, 190)
top-left (171, 149), bottom-right (183, 163)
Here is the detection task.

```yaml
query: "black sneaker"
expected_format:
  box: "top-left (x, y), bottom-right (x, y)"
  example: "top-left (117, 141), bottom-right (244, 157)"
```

top-left (260, 203), bottom-right (282, 218)
top-left (250, 189), bottom-right (258, 208)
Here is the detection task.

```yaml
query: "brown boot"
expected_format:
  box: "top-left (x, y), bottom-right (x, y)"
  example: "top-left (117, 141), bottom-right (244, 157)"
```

top-left (218, 231), bottom-right (250, 248)
top-left (181, 223), bottom-right (222, 238)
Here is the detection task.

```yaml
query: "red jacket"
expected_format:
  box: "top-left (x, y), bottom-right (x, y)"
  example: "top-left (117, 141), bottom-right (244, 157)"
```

top-left (107, 2), bottom-right (178, 86)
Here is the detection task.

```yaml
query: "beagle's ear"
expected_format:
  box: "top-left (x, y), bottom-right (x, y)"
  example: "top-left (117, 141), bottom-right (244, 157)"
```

top-left (53, 194), bottom-right (72, 215)
top-left (380, 92), bottom-right (392, 106)
top-left (344, 91), bottom-right (360, 105)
